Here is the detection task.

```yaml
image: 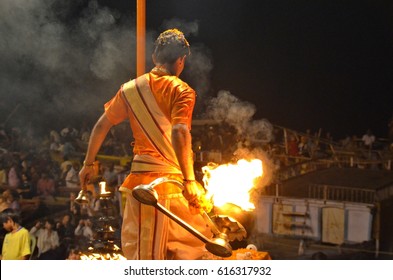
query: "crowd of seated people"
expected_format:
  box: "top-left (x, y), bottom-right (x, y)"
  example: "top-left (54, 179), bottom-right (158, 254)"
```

top-left (1, 118), bottom-right (392, 259)
top-left (0, 122), bottom-right (130, 259)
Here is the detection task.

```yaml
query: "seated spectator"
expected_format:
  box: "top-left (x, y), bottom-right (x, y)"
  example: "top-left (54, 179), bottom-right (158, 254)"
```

top-left (30, 219), bottom-right (60, 259)
top-left (0, 162), bottom-right (7, 186)
top-left (56, 214), bottom-right (75, 242)
top-left (60, 156), bottom-right (73, 175)
top-left (62, 138), bottom-right (77, 159)
top-left (74, 218), bottom-right (94, 250)
top-left (49, 137), bottom-right (61, 153)
top-left (2, 189), bottom-right (20, 214)
top-left (36, 172), bottom-right (56, 200)
top-left (0, 210), bottom-right (31, 260)
top-left (362, 129), bottom-right (375, 150)
top-left (60, 125), bottom-right (78, 139)
top-left (60, 163), bottom-right (72, 186)
top-left (65, 162), bottom-right (80, 189)
top-left (27, 166), bottom-right (39, 195)
top-left (80, 128), bottom-right (91, 144)
top-left (0, 196), bottom-right (10, 213)
top-left (69, 192), bottom-right (81, 224)
top-left (56, 213), bottom-right (75, 259)
top-left (49, 129), bottom-right (61, 143)
top-left (7, 163), bottom-right (21, 189)
top-left (18, 172), bottom-right (34, 199)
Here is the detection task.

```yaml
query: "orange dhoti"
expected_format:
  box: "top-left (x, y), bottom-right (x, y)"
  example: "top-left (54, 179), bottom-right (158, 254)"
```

top-left (121, 174), bottom-right (211, 260)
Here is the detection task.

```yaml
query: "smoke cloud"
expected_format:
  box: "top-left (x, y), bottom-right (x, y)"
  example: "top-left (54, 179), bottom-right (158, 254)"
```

top-left (0, 0), bottom-right (135, 134)
top-left (0, 0), bottom-right (213, 136)
top-left (206, 90), bottom-right (273, 143)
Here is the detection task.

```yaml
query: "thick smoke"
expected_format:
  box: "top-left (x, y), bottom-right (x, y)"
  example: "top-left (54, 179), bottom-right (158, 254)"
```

top-left (0, 0), bottom-right (213, 137)
top-left (0, 0), bottom-right (136, 134)
top-left (206, 90), bottom-right (273, 143)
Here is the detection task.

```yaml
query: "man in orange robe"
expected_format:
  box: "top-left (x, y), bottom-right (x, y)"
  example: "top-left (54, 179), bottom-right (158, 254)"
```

top-left (79, 29), bottom-right (211, 259)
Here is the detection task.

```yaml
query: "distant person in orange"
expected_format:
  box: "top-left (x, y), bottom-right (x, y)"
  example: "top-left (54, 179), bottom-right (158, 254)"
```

top-left (79, 29), bottom-right (212, 260)
top-left (287, 134), bottom-right (299, 157)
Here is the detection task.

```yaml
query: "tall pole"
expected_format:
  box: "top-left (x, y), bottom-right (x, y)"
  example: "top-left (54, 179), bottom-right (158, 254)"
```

top-left (136, 0), bottom-right (146, 77)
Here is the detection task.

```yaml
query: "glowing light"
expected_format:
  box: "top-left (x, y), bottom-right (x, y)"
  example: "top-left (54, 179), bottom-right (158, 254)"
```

top-left (99, 181), bottom-right (111, 195)
top-left (80, 252), bottom-right (126, 260)
top-left (214, 238), bottom-right (227, 246)
top-left (202, 159), bottom-right (263, 211)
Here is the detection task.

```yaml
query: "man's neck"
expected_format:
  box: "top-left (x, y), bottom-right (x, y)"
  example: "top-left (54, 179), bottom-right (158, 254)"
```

top-left (153, 64), bottom-right (176, 76)
top-left (11, 223), bottom-right (22, 233)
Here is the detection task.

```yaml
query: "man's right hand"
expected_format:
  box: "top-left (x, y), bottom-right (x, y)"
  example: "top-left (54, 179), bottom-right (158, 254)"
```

top-left (78, 165), bottom-right (94, 190)
top-left (182, 180), bottom-right (213, 215)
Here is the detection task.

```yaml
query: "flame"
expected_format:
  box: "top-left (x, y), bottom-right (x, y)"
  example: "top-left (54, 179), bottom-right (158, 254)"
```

top-left (80, 253), bottom-right (126, 260)
top-left (202, 159), bottom-right (263, 211)
top-left (99, 181), bottom-right (111, 195)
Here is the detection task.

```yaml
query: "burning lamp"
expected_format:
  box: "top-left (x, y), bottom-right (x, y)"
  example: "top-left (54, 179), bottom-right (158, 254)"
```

top-left (132, 177), bottom-right (247, 258)
top-left (75, 189), bottom-right (89, 204)
top-left (80, 180), bottom-right (125, 260)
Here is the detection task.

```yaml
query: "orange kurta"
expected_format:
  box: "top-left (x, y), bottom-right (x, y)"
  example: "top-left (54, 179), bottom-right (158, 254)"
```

top-left (104, 68), bottom-right (194, 169)
top-left (104, 68), bottom-right (210, 259)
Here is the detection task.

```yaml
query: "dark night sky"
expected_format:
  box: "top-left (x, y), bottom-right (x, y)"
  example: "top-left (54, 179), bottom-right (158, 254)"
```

top-left (1, 0), bottom-right (393, 141)
top-left (98, 0), bottom-right (393, 139)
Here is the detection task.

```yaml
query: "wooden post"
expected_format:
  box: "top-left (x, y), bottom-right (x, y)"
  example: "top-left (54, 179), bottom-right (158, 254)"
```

top-left (136, 0), bottom-right (146, 77)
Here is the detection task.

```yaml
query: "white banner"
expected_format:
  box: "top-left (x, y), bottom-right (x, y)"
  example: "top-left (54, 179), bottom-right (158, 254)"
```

top-left (1, 260), bottom-right (391, 280)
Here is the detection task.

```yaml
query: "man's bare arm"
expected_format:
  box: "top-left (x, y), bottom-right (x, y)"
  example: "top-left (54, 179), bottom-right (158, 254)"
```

top-left (79, 113), bottom-right (113, 186)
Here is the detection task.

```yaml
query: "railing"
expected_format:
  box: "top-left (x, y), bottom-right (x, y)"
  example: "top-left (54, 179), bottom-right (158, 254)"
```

top-left (308, 184), bottom-right (376, 204)
top-left (274, 153), bottom-right (392, 182)
top-left (260, 183), bottom-right (376, 204)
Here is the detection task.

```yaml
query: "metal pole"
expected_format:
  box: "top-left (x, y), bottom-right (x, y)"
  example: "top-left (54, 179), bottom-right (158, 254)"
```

top-left (136, 0), bottom-right (146, 77)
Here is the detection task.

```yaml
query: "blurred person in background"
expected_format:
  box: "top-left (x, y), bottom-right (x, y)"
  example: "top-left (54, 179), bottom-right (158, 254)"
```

top-left (74, 218), bottom-right (94, 250)
top-left (7, 162), bottom-right (21, 189)
top-left (56, 213), bottom-right (75, 259)
top-left (65, 162), bottom-right (80, 189)
top-left (2, 189), bottom-right (20, 214)
top-left (1, 210), bottom-right (31, 260)
top-left (36, 172), bottom-right (56, 200)
top-left (30, 218), bottom-right (60, 259)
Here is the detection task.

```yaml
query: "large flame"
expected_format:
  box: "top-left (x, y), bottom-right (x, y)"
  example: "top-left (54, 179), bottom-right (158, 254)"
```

top-left (202, 159), bottom-right (263, 211)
